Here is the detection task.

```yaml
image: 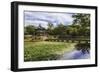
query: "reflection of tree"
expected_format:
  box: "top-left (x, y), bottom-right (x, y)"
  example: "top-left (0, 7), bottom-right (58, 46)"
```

top-left (75, 42), bottom-right (90, 54)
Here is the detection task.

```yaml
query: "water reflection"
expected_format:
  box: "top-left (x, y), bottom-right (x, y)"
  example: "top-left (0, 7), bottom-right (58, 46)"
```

top-left (60, 50), bottom-right (90, 60)
top-left (60, 42), bottom-right (90, 60)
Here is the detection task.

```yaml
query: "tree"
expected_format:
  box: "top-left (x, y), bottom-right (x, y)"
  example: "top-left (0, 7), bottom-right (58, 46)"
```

top-left (67, 25), bottom-right (79, 36)
top-left (72, 14), bottom-right (90, 36)
top-left (25, 25), bottom-right (36, 35)
top-left (52, 23), bottom-right (67, 35)
top-left (47, 23), bottom-right (54, 30)
top-left (24, 27), bottom-right (28, 35)
top-left (72, 14), bottom-right (90, 26)
top-left (47, 23), bottom-right (54, 35)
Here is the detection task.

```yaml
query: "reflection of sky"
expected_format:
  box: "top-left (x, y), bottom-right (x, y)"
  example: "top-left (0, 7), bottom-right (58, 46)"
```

top-left (60, 50), bottom-right (90, 60)
top-left (24, 11), bottom-right (74, 28)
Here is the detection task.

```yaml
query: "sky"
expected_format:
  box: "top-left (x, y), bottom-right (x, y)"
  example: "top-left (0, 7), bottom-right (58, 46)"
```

top-left (24, 11), bottom-right (74, 29)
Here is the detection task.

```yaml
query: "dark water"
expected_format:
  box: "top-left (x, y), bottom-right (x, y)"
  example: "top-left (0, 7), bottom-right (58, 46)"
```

top-left (60, 50), bottom-right (90, 60)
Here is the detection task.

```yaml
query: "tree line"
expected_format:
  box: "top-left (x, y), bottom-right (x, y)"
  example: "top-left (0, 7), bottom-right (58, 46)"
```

top-left (24, 13), bottom-right (90, 37)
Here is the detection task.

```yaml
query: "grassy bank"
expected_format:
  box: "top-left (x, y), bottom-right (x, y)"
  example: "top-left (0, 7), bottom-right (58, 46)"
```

top-left (24, 41), bottom-right (76, 61)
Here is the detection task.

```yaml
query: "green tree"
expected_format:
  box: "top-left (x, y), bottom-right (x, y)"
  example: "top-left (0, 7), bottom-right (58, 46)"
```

top-left (52, 23), bottom-right (67, 35)
top-left (67, 25), bottom-right (79, 36)
top-left (47, 23), bottom-right (54, 35)
top-left (24, 27), bottom-right (28, 35)
top-left (47, 23), bottom-right (54, 30)
top-left (72, 14), bottom-right (90, 36)
top-left (25, 25), bottom-right (36, 35)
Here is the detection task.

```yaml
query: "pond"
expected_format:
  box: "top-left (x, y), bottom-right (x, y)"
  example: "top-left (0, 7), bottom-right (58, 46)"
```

top-left (60, 49), bottom-right (90, 60)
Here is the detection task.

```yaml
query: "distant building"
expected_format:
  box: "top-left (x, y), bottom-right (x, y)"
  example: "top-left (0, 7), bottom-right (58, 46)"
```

top-left (33, 24), bottom-right (48, 41)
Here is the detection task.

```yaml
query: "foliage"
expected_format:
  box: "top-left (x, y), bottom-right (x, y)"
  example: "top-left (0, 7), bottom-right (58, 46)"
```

top-left (24, 13), bottom-right (90, 39)
top-left (52, 23), bottom-right (67, 35)
top-left (47, 23), bottom-right (54, 35)
top-left (24, 25), bottom-right (36, 35)
top-left (72, 14), bottom-right (90, 36)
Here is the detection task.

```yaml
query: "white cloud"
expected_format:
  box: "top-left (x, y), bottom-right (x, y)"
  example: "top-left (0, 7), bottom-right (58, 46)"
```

top-left (24, 11), bottom-right (74, 28)
top-left (25, 20), bottom-right (48, 29)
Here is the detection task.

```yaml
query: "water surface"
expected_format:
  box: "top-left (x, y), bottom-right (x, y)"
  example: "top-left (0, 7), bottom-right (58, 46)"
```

top-left (60, 50), bottom-right (90, 60)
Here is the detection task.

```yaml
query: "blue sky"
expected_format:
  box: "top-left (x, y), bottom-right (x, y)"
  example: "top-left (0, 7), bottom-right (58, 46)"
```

top-left (24, 11), bottom-right (74, 28)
